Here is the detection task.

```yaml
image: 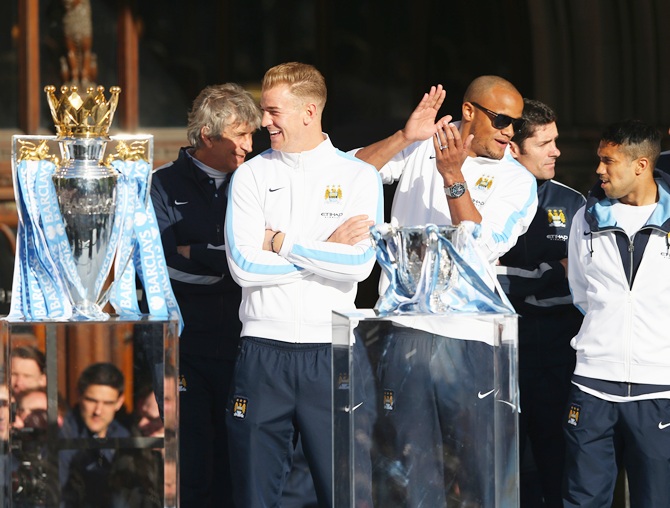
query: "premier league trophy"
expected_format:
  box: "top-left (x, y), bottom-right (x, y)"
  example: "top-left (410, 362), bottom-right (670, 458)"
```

top-left (9, 85), bottom-right (181, 323)
top-left (370, 221), bottom-right (514, 315)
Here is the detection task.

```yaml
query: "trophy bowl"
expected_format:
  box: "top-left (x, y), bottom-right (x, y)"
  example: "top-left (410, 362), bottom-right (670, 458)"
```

top-left (371, 223), bottom-right (459, 314)
top-left (52, 137), bottom-right (119, 317)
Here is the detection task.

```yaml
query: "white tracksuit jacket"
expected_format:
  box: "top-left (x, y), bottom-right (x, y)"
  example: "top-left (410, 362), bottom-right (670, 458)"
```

top-left (377, 136), bottom-right (538, 263)
top-left (568, 171), bottom-right (670, 387)
top-left (225, 136), bottom-right (383, 343)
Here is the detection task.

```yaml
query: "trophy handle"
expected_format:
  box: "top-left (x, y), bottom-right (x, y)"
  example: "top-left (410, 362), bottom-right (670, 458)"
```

top-left (96, 243), bottom-right (135, 310)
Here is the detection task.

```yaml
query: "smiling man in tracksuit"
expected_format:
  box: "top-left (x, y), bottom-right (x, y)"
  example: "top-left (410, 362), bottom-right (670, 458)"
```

top-left (565, 119), bottom-right (670, 507)
top-left (224, 62), bottom-right (383, 508)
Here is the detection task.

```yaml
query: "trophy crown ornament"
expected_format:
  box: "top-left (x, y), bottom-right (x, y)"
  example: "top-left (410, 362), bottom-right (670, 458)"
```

top-left (44, 84), bottom-right (121, 139)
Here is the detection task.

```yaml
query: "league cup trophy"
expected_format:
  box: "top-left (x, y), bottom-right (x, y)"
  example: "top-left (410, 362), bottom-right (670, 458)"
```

top-left (370, 221), bottom-right (514, 315)
top-left (9, 85), bottom-right (181, 324)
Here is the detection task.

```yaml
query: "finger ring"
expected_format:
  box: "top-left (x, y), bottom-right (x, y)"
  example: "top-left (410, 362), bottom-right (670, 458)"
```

top-left (439, 144), bottom-right (446, 150)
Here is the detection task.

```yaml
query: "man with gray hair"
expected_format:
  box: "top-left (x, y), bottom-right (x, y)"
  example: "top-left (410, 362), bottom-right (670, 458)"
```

top-left (150, 83), bottom-right (261, 507)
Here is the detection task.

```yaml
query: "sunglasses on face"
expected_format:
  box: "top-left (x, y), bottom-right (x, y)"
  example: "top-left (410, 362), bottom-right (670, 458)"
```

top-left (471, 102), bottom-right (525, 132)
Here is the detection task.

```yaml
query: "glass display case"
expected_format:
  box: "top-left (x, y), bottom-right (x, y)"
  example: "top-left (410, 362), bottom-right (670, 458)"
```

top-left (0, 317), bottom-right (178, 507)
top-left (332, 310), bottom-right (519, 508)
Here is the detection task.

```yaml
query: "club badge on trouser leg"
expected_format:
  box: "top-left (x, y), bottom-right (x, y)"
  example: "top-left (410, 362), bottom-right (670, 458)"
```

top-left (369, 221), bottom-right (514, 316)
top-left (9, 85), bottom-right (181, 328)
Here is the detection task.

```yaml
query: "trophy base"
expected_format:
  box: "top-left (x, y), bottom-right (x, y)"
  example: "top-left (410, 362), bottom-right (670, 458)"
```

top-left (70, 299), bottom-right (110, 321)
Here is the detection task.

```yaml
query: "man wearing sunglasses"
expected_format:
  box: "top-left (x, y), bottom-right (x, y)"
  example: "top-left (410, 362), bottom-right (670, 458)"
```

top-left (354, 76), bottom-right (538, 506)
top-left (356, 74), bottom-right (537, 263)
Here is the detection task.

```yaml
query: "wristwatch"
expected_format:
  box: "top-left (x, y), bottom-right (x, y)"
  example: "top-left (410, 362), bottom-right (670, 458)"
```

top-left (444, 181), bottom-right (467, 199)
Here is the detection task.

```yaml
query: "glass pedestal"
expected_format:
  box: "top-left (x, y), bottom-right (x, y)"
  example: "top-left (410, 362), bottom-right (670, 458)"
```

top-left (332, 310), bottom-right (519, 508)
top-left (0, 317), bottom-right (179, 507)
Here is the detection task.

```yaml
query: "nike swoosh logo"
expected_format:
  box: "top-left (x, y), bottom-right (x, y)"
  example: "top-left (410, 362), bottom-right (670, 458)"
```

top-left (429, 156), bottom-right (436, 159)
top-left (269, 187), bottom-right (284, 192)
top-left (659, 422), bottom-right (670, 430)
top-left (478, 389), bottom-right (495, 399)
top-left (344, 402), bottom-right (364, 413)
top-left (174, 201), bottom-right (188, 205)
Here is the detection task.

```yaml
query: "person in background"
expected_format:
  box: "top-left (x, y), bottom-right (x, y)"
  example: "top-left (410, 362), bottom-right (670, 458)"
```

top-left (150, 83), bottom-right (261, 507)
top-left (108, 385), bottom-right (166, 508)
top-left (12, 387), bottom-right (66, 430)
top-left (496, 98), bottom-right (585, 507)
top-left (10, 346), bottom-right (46, 400)
top-left (225, 61), bottom-right (382, 508)
top-left (0, 384), bottom-right (9, 442)
top-left (134, 386), bottom-right (164, 438)
top-left (565, 119), bottom-right (670, 507)
top-left (59, 363), bottom-right (130, 508)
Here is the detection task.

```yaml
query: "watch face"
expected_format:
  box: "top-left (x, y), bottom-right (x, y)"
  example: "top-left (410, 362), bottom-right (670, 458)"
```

top-left (446, 182), bottom-right (466, 198)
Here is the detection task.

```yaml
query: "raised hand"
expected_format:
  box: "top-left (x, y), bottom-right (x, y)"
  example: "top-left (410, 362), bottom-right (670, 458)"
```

top-left (401, 85), bottom-right (451, 143)
top-left (433, 121), bottom-right (474, 185)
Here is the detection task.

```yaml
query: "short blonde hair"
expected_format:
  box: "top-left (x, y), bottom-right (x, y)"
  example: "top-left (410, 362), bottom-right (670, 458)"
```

top-left (261, 62), bottom-right (327, 112)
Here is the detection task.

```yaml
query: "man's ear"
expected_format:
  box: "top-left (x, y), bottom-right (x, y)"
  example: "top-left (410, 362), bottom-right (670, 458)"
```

top-left (462, 102), bottom-right (475, 122)
top-left (114, 393), bottom-right (125, 412)
top-left (303, 102), bottom-right (318, 125)
top-left (636, 157), bottom-right (650, 175)
top-left (509, 141), bottom-right (521, 159)
top-left (200, 126), bottom-right (213, 147)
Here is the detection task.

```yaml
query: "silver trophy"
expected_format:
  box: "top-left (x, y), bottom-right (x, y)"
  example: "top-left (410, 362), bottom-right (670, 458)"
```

top-left (11, 85), bottom-right (152, 320)
top-left (51, 136), bottom-right (119, 317)
top-left (371, 223), bottom-right (459, 314)
top-left (371, 222), bottom-right (516, 316)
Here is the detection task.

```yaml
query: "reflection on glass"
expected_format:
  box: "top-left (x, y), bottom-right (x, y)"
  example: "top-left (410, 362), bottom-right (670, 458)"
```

top-left (333, 311), bottom-right (519, 508)
top-left (2, 318), bottom-right (178, 507)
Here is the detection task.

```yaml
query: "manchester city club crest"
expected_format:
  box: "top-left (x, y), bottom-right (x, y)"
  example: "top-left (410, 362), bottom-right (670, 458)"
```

top-left (232, 396), bottom-right (248, 419)
top-left (337, 372), bottom-right (350, 390)
top-left (567, 403), bottom-right (581, 426)
top-left (547, 208), bottom-right (567, 228)
top-left (324, 184), bottom-right (343, 202)
top-left (383, 389), bottom-right (395, 411)
top-left (475, 175), bottom-right (494, 191)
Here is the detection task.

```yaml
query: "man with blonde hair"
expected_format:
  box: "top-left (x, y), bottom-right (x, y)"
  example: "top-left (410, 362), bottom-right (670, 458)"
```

top-left (225, 62), bottom-right (382, 508)
top-left (151, 82), bottom-right (261, 507)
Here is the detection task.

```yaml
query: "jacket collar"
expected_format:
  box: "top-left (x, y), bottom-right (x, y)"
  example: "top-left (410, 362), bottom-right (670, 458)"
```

top-left (585, 169), bottom-right (670, 233)
top-left (178, 147), bottom-right (219, 184)
top-left (273, 134), bottom-right (334, 168)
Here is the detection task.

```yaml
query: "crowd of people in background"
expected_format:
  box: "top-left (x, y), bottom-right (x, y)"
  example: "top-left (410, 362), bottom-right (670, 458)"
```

top-left (1, 346), bottom-right (169, 507)
top-left (3, 61), bottom-right (670, 508)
